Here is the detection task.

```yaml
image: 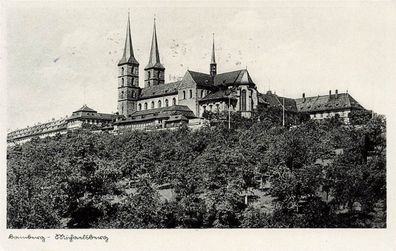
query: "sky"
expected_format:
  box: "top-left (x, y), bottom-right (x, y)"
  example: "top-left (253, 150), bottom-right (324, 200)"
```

top-left (4, 0), bottom-right (396, 131)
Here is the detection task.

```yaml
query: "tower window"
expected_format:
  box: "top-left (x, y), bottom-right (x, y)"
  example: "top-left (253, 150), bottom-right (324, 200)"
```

top-left (144, 102), bottom-right (148, 110)
top-left (172, 97), bottom-right (176, 105)
top-left (121, 78), bottom-right (124, 87)
top-left (183, 91), bottom-right (186, 99)
top-left (158, 100), bottom-right (162, 108)
top-left (189, 89), bottom-right (193, 98)
top-left (121, 67), bottom-right (124, 75)
top-left (201, 90), bottom-right (204, 98)
top-left (148, 71), bottom-right (151, 79)
top-left (151, 101), bottom-right (154, 109)
top-left (165, 99), bottom-right (169, 107)
top-left (138, 104), bottom-right (142, 111)
top-left (241, 90), bottom-right (247, 111)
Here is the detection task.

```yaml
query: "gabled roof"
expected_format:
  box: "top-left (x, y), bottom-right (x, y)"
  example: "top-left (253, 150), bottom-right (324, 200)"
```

top-left (214, 69), bottom-right (254, 86)
top-left (73, 104), bottom-right (97, 113)
top-left (188, 70), bottom-right (214, 88)
top-left (259, 91), bottom-right (298, 112)
top-left (295, 92), bottom-right (364, 113)
top-left (199, 89), bottom-right (237, 102)
top-left (140, 81), bottom-right (181, 99)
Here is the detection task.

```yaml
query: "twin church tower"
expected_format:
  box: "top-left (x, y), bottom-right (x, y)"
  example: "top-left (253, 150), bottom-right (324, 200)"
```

top-left (117, 13), bottom-right (217, 116)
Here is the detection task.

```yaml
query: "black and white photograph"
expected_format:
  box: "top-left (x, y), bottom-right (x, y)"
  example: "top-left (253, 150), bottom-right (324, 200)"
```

top-left (1, 0), bottom-right (395, 250)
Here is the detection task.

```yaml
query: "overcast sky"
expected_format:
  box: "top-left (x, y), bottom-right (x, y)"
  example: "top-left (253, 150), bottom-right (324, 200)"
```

top-left (4, 0), bottom-right (396, 130)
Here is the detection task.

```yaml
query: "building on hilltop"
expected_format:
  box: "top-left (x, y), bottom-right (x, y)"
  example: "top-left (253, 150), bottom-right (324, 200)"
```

top-left (7, 105), bottom-right (118, 145)
top-left (7, 14), bottom-right (367, 144)
top-left (115, 15), bottom-right (259, 131)
top-left (295, 90), bottom-right (365, 123)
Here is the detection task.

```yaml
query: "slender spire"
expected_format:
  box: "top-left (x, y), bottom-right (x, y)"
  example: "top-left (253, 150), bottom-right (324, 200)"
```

top-left (118, 12), bottom-right (138, 65)
top-left (145, 17), bottom-right (164, 69)
top-left (211, 33), bottom-right (216, 64)
top-left (210, 33), bottom-right (217, 78)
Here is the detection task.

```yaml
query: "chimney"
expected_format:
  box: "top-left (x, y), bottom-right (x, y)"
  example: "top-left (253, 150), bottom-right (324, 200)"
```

top-left (335, 89), bottom-right (338, 98)
top-left (302, 93), bottom-right (306, 102)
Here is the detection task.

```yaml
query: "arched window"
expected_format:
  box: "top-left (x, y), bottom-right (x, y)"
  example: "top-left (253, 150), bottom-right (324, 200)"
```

top-left (216, 104), bottom-right (220, 112)
top-left (121, 78), bottom-right (124, 87)
top-left (241, 90), bottom-right (247, 111)
top-left (157, 71), bottom-right (161, 79)
top-left (131, 90), bottom-right (135, 98)
top-left (158, 100), bottom-right (162, 108)
top-left (151, 101), bottom-right (154, 109)
top-left (121, 67), bottom-right (124, 75)
top-left (138, 104), bottom-right (142, 111)
top-left (183, 91), bottom-right (186, 99)
top-left (189, 89), bottom-right (193, 98)
top-left (148, 71), bottom-right (151, 79)
top-left (201, 90), bottom-right (204, 97)
top-left (209, 105), bottom-right (213, 111)
top-left (172, 97), bottom-right (176, 105)
top-left (144, 102), bottom-right (148, 110)
top-left (121, 90), bottom-right (124, 98)
top-left (165, 99), bottom-right (169, 107)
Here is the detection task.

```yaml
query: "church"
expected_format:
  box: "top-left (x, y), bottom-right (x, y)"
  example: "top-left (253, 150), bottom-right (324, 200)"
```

top-left (7, 14), bottom-right (366, 144)
top-left (114, 14), bottom-right (260, 131)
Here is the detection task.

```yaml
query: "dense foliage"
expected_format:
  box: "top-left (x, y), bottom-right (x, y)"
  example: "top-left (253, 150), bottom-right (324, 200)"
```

top-left (7, 111), bottom-right (386, 228)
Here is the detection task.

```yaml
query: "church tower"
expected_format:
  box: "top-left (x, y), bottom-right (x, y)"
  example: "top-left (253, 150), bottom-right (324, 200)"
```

top-left (117, 13), bottom-right (140, 117)
top-left (210, 33), bottom-right (217, 78)
top-left (144, 18), bottom-right (165, 87)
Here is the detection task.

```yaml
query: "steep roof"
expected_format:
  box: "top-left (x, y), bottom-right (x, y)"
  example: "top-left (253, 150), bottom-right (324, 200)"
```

top-left (188, 70), bottom-right (214, 88)
top-left (295, 92), bottom-right (364, 113)
top-left (118, 13), bottom-right (139, 66)
top-left (145, 18), bottom-right (164, 70)
top-left (199, 89), bottom-right (237, 102)
top-left (214, 69), bottom-right (254, 86)
top-left (139, 81), bottom-right (181, 99)
top-left (259, 91), bottom-right (298, 112)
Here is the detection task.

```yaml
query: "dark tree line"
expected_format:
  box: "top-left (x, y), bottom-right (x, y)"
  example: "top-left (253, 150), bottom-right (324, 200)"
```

top-left (7, 110), bottom-right (386, 228)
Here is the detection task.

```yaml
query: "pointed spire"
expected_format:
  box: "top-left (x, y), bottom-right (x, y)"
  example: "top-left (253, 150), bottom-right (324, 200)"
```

top-left (210, 33), bottom-right (217, 78)
top-left (118, 12), bottom-right (139, 66)
top-left (211, 33), bottom-right (216, 64)
top-left (145, 17), bottom-right (164, 69)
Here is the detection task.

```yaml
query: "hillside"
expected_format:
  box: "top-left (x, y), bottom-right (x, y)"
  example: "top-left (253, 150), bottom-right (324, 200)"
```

top-left (7, 112), bottom-right (386, 228)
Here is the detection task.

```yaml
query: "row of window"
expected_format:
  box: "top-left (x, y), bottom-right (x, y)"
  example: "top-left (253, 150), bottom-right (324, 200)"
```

top-left (138, 98), bottom-right (177, 111)
top-left (182, 89), bottom-right (208, 99)
top-left (313, 111), bottom-right (348, 118)
top-left (121, 67), bottom-right (138, 76)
